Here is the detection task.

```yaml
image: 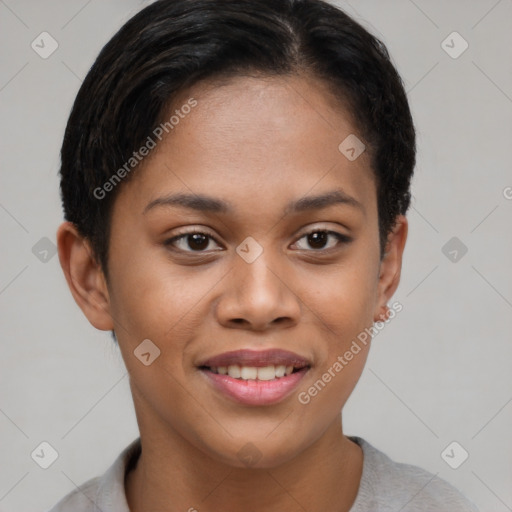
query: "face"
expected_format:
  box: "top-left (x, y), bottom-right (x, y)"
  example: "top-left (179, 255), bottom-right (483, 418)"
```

top-left (63, 73), bottom-right (406, 469)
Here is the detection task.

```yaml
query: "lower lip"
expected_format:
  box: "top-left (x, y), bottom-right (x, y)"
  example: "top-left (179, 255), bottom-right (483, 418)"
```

top-left (200, 368), bottom-right (309, 406)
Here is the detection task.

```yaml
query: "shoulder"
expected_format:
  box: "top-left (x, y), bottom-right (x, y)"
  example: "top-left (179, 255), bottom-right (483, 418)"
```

top-left (46, 437), bottom-right (141, 512)
top-left (349, 436), bottom-right (479, 512)
top-left (46, 476), bottom-right (102, 512)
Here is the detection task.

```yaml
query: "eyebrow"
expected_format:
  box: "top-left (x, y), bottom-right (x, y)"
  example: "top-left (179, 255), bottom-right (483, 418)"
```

top-left (285, 189), bottom-right (364, 216)
top-left (143, 189), bottom-right (364, 216)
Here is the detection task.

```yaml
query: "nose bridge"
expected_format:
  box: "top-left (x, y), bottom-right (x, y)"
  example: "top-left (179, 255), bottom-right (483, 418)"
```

top-left (216, 242), bottom-right (300, 329)
top-left (234, 243), bottom-right (284, 303)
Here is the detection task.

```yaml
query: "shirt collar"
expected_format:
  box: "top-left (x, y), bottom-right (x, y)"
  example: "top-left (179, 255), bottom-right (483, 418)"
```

top-left (94, 436), bottom-right (141, 511)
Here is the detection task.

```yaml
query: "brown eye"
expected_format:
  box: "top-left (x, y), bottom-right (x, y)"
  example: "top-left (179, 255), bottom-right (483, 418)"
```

top-left (165, 231), bottom-right (222, 252)
top-left (186, 233), bottom-right (209, 250)
top-left (307, 231), bottom-right (329, 249)
top-left (294, 230), bottom-right (351, 251)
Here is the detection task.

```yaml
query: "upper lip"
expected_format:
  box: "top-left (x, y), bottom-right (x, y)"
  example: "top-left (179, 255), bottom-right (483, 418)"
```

top-left (198, 349), bottom-right (311, 369)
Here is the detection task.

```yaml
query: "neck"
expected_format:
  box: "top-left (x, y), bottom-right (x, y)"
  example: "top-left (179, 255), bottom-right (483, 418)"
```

top-left (125, 415), bottom-right (363, 512)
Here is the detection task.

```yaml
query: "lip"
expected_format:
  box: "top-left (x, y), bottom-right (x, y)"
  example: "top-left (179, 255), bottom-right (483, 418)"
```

top-left (198, 349), bottom-right (311, 406)
top-left (198, 348), bottom-right (311, 369)
top-left (200, 367), bottom-right (309, 406)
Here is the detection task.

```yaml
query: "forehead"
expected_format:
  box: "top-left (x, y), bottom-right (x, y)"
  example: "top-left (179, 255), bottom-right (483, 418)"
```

top-left (121, 73), bottom-right (376, 219)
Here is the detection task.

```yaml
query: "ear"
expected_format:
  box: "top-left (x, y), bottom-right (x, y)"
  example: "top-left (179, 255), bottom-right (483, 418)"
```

top-left (373, 215), bottom-right (408, 322)
top-left (56, 221), bottom-right (114, 331)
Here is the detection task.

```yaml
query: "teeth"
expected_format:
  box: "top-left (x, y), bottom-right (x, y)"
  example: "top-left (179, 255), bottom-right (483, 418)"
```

top-left (211, 364), bottom-right (301, 380)
top-left (257, 365), bottom-right (276, 381)
top-left (227, 365), bottom-right (241, 378)
top-left (240, 366), bottom-right (258, 380)
top-left (275, 365), bottom-right (286, 377)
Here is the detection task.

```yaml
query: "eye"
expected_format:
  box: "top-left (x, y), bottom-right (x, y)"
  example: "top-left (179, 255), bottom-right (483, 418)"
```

top-left (164, 230), bottom-right (223, 253)
top-left (293, 229), bottom-right (351, 251)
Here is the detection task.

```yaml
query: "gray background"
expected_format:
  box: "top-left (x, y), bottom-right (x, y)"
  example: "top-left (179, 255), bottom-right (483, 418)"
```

top-left (1, 0), bottom-right (511, 510)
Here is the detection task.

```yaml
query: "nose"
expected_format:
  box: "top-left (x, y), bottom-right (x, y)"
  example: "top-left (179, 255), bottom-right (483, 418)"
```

top-left (215, 250), bottom-right (301, 331)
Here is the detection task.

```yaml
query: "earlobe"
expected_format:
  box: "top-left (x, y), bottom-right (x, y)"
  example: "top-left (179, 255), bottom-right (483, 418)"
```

top-left (373, 215), bottom-right (408, 322)
top-left (56, 221), bottom-right (114, 331)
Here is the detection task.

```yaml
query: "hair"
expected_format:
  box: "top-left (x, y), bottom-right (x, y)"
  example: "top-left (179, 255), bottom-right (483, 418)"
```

top-left (60, 0), bottom-right (415, 277)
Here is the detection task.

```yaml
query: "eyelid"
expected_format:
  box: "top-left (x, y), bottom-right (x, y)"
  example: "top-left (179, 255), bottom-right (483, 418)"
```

top-left (295, 223), bottom-right (351, 238)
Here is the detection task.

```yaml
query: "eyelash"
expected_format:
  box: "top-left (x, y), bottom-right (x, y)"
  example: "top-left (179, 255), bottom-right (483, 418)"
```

top-left (164, 228), bottom-right (352, 254)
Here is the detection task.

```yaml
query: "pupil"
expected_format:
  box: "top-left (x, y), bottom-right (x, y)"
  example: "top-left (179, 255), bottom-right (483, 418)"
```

top-left (308, 231), bottom-right (327, 249)
top-left (188, 233), bottom-right (208, 250)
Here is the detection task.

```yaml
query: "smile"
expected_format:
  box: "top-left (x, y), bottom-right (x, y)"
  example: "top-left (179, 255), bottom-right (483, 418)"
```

top-left (198, 349), bottom-right (311, 406)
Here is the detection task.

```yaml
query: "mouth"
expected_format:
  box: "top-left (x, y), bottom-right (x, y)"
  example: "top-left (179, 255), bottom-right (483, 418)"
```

top-left (198, 349), bottom-right (311, 406)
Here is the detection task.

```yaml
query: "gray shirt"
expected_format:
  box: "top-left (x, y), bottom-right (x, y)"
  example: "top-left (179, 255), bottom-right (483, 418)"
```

top-left (47, 436), bottom-right (478, 511)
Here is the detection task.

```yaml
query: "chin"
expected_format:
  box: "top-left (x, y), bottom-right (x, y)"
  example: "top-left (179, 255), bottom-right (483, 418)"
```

top-left (200, 433), bottom-right (309, 470)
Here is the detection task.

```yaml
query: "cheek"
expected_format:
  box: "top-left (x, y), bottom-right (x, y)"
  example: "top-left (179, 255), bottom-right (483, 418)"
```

top-left (109, 258), bottom-right (217, 432)
top-left (108, 244), bottom-right (211, 341)
top-left (295, 271), bottom-right (373, 423)
top-left (290, 250), bottom-right (377, 409)
top-left (294, 256), bottom-right (378, 342)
